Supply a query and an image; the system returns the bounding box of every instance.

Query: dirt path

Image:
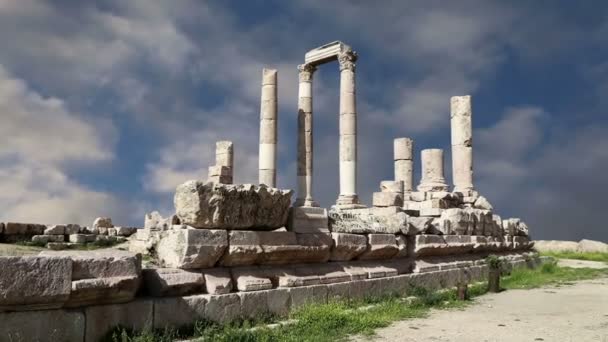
[354,273,608,341]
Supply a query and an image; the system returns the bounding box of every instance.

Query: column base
[294,198,320,207]
[417,182,449,192]
[335,194,366,209]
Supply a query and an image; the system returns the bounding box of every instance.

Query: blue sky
[1,1,607,241]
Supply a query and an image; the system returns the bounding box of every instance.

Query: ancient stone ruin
[0,41,536,341]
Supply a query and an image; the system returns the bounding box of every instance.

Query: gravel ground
[353,262,608,342]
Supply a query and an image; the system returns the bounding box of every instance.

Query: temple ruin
[0,41,536,341]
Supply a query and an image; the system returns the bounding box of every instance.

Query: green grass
[110,262,608,342]
[540,251,608,263]
[502,260,608,290]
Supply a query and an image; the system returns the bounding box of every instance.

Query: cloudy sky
[1,0,607,241]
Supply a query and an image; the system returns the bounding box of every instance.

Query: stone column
[259,68,278,187]
[295,64,317,207]
[394,137,414,192]
[336,50,361,207]
[451,95,474,193]
[208,141,233,184]
[417,149,448,192]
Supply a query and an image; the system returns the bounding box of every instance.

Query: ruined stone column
[417,149,448,192]
[394,137,414,192]
[451,95,474,193]
[295,64,318,207]
[259,68,277,187]
[336,50,361,207]
[208,140,233,184]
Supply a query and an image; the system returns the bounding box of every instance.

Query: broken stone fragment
[44,224,66,235]
[174,181,292,230]
[93,217,113,229]
[142,268,205,297]
[372,191,403,207]
[144,211,179,230]
[401,216,433,235]
[473,195,493,210]
[203,268,233,294]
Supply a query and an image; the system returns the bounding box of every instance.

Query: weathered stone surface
[258,231,330,264]
[239,290,269,319]
[157,228,227,269]
[473,195,493,210]
[205,293,242,323]
[153,295,208,330]
[65,224,81,235]
[372,191,403,207]
[0,256,72,311]
[203,268,233,294]
[232,267,273,292]
[358,234,399,260]
[69,234,96,243]
[32,234,64,244]
[437,208,469,235]
[47,242,71,250]
[93,217,113,229]
[44,224,65,235]
[142,268,205,297]
[0,309,85,342]
[395,234,410,258]
[330,232,367,261]
[401,216,434,235]
[174,181,292,230]
[289,284,328,309]
[220,230,264,266]
[380,180,404,193]
[145,211,179,230]
[419,208,443,217]
[3,222,46,241]
[68,275,140,308]
[85,300,153,342]
[329,207,407,234]
[41,250,141,280]
[288,206,329,233]
[577,239,608,253]
[294,233,332,263]
[413,235,475,256]
[533,240,578,253]
[115,226,138,236]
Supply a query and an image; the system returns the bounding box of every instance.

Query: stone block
[419,199,449,209]
[174,181,292,229]
[473,195,493,210]
[65,224,81,235]
[221,230,264,266]
[107,227,117,236]
[204,293,241,324]
[84,299,153,342]
[0,309,85,342]
[267,288,291,316]
[153,295,207,330]
[203,268,233,294]
[358,234,399,260]
[577,239,608,253]
[232,267,273,292]
[157,228,227,269]
[294,264,351,285]
[115,226,138,236]
[144,211,178,230]
[44,224,66,235]
[410,191,427,201]
[0,256,72,311]
[32,234,64,244]
[294,233,332,263]
[142,268,205,297]
[289,284,328,309]
[329,207,406,234]
[401,216,433,235]
[41,250,141,280]
[288,206,329,233]
[327,282,351,301]
[395,235,410,258]
[69,234,96,243]
[419,208,443,217]
[380,180,404,193]
[239,290,269,319]
[329,232,367,261]
[372,191,403,207]
[47,242,71,250]
[67,275,140,308]
[93,217,113,229]
[3,222,46,241]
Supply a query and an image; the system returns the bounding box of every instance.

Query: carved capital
[338,51,358,72]
[297,64,317,82]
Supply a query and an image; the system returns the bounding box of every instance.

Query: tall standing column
[417,149,448,192]
[336,50,361,207]
[394,137,414,192]
[295,64,317,207]
[451,95,474,193]
[259,68,278,187]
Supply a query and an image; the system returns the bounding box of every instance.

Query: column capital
[297,64,317,82]
[338,51,358,72]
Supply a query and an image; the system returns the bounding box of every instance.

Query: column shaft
[450,95,474,193]
[394,137,414,192]
[417,149,448,192]
[259,68,278,187]
[296,64,317,207]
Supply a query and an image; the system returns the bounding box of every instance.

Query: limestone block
[372,191,404,207]
[153,295,207,330]
[220,230,264,266]
[288,206,329,233]
[107,227,117,236]
[413,235,475,256]
[239,290,269,319]
[329,232,367,261]
[232,267,273,292]
[215,141,234,167]
[419,199,449,209]
[3,222,46,241]
[295,233,333,263]
[419,208,443,217]
[358,234,399,260]
[0,309,85,342]
[144,211,179,230]
[329,207,407,234]
[395,235,410,258]
[68,276,139,308]
[142,268,205,297]
[513,236,533,250]
[157,228,227,269]
[93,217,113,229]
[44,224,65,235]
[440,208,470,235]
[410,191,427,202]
[175,181,292,230]
[84,300,153,342]
[380,180,404,193]
[295,264,351,284]
[203,268,233,294]
[473,195,493,210]
[394,137,414,160]
[47,242,70,250]
[0,256,72,311]
[38,250,142,280]
[288,284,328,309]
[401,216,434,235]
[32,234,65,244]
[65,224,81,235]
[115,226,138,236]
[205,293,242,324]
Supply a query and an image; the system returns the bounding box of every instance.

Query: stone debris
[174,181,292,230]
